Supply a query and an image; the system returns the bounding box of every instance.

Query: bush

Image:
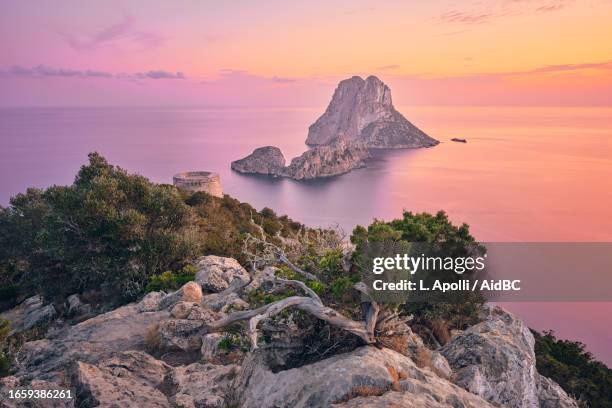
[145,265,197,293]
[534,330,612,408]
[350,211,485,344]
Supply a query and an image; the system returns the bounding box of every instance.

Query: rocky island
[231,75,439,180]
[306,75,438,149]
[231,138,369,180]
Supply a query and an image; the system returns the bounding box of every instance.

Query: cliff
[306,75,439,148]
[231,138,370,180]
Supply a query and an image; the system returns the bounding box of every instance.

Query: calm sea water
[1,106,611,364]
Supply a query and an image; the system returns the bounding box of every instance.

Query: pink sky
[1,0,611,107]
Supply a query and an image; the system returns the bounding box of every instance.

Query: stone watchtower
[173,171,223,198]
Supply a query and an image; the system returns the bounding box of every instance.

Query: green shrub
[145,264,197,293]
[534,330,612,408]
[330,276,355,301]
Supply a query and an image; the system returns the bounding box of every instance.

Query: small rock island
[231,75,438,180]
[232,139,369,180]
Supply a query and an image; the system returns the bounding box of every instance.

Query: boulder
[137,291,166,312]
[171,301,198,319]
[306,76,438,149]
[536,373,579,408]
[231,146,286,175]
[157,319,205,352]
[71,351,170,407]
[195,256,251,293]
[441,305,540,407]
[235,346,494,408]
[159,281,203,309]
[0,295,56,335]
[66,294,91,319]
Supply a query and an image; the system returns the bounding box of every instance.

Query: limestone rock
[201,291,248,313]
[66,294,92,319]
[232,138,370,181]
[157,319,205,352]
[235,346,494,408]
[71,351,170,407]
[171,301,198,319]
[306,76,438,148]
[441,305,539,407]
[281,138,370,180]
[195,256,251,293]
[536,373,579,408]
[200,333,225,362]
[137,290,166,312]
[159,281,203,309]
[430,351,452,380]
[165,362,239,408]
[0,295,56,335]
[231,146,286,175]
[14,303,169,381]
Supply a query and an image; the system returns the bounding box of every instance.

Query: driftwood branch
[276,277,322,305]
[204,296,374,350]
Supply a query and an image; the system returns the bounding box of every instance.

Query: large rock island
[232,138,369,180]
[306,75,438,148]
[231,75,438,180]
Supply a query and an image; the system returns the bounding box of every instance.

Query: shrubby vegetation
[534,330,612,408]
[351,211,485,346]
[0,152,303,308]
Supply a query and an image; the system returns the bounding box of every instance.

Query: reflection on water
[1,105,612,363]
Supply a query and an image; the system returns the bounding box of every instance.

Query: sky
[1,0,611,107]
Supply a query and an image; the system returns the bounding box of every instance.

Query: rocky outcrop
[235,346,494,408]
[1,255,578,408]
[232,138,370,180]
[195,255,251,293]
[441,305,578,408]
[306,76,438,149]
[14,303,169,382]
[166,362,239,408]
[536,373,579,408]
[72,351,171,407]
[230,146,286,176]
[0,295,56,335]
[282,138,369,180]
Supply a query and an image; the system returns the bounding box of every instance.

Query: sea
[1,105,611,364]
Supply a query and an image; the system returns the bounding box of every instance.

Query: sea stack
[230,146,286,176]
[306,75,438,148]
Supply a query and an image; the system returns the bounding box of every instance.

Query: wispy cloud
[438,0,568,26]
[376,64,400,71]
[525,60,612,74]
[271,76,297,83]
[439,10,497,25]
[2,65,184,80]
[59,15,165,51]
